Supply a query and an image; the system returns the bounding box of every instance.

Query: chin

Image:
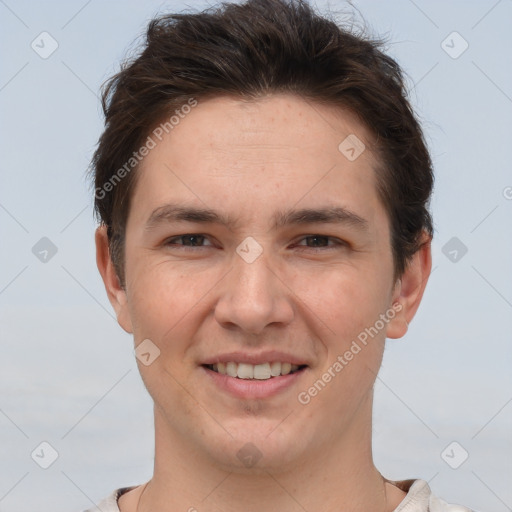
[202,419,309,474]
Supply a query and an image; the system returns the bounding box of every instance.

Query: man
[89,0,473,510]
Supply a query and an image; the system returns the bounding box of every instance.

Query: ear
[95,225,133,334]
[386,232,432,339]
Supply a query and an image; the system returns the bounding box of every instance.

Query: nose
[214,248,294,335]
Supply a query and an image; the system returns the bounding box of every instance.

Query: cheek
[125,266,205,402]
[300,261,392,396]
[125,260,201,342]
[302,263,391,338]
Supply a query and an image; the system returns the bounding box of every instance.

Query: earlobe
[386,233,432,339]
[95,225,133,334]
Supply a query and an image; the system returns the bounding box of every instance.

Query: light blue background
[1,1,511,511]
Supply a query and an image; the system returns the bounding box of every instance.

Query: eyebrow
[145,203,369,232]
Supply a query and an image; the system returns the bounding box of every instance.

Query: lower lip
[201,366,307,399]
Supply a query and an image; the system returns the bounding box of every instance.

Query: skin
[96,94,432,512]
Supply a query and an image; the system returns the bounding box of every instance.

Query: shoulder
[81,486,136,512]
[83,480,479,512]
[392,479,475,512]
[430,494,474,512]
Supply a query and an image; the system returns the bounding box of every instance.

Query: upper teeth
[211,362,300,379]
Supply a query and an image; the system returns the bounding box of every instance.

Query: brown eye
[294,235,345,250]
[165,234,213,248]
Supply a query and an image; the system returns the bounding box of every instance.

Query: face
[98,94,423,472]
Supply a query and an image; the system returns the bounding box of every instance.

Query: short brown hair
[90,0,434,286]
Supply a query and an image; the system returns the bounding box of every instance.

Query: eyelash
[163,234,347,252]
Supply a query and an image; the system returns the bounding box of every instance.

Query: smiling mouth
[203,362,307,380]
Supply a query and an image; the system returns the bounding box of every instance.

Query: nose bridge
[214,242,293,334]
[236,248,275,297]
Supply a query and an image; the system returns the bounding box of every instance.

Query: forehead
[174,94,376,166]
[128,94,386,233]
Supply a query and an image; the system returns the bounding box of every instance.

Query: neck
[131,393,405,512]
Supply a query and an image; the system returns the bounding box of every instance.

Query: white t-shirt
[82,479,475,511]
